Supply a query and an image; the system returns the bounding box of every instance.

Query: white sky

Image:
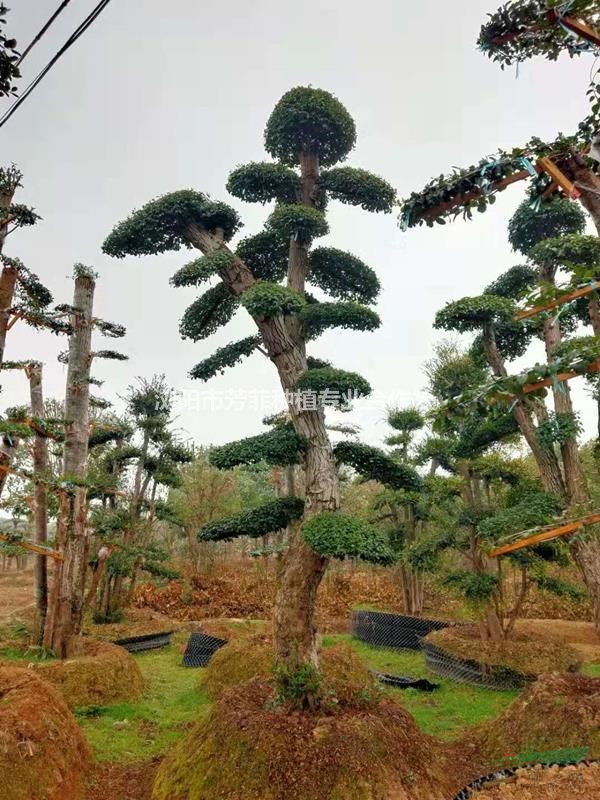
[1,0,598,448]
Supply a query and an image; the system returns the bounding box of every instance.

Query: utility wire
[0,0,113,130]
[17,0,73,66]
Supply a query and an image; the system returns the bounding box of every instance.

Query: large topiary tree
[103,87,404,685]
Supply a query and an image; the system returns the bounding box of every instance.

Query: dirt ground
[86,760,159,800]
[514,618,600,663]
[471,762,600,798]
[0,569,36,622]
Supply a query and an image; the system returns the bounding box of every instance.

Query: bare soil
[471,762,600,799]
[86,759,159,800]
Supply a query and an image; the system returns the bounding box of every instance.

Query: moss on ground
[76,635,209,762]
[323,635,518,740]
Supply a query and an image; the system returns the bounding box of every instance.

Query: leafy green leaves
[235,230,289,282]
[477,0,600,66]
[170,250,236,287]
[296,367,372,403]
[333,440,423,491]
[103,190,242,257]
[435,295,514,333]
[303,301,380,338]
[302,511,395,564]
[264,86,356,167]
[528,234,600,273]
[189,336,261,382]
[267,204,328,243]
[508,197,586,255]
[320,167,396,213]
[179,283,238,341]
[227,162,300,204]
[308,247,380,304]
[240,281,305,317]
[198,496,305,541]
[209,424,305,468]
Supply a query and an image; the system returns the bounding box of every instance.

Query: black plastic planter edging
[352,610,454,651]
[371,670,439,692]
[421,640,532,690]
[451,758,600,800]
[113,631,174,653]
[182,633,227,668]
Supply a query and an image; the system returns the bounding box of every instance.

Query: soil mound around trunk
[0,666,90,800]
[153,678,455,800]
[426,626,581,679]
[470,762,600,799]
[466,674,600,762]
[0,638,145,708]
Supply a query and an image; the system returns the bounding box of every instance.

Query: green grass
[323,634,519,740]
[583,662,600,677]
[76,635,209,762]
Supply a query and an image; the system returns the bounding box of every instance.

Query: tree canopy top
[264,86,356,167]
[477,0,600,66]
[435,295,514,333]
[102,190,242,257]
[508,196,586,255]
[528,233,600,271]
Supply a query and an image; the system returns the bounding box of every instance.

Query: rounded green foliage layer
[209,425,305,468]
[267,204,328,243]
[387,406,424,433]
[320,167,396,213]
[454,412,520,459]
[179,283,238,341]
[296,367,372,403]
[235,230,289,282]
[528,234,600,272]
[303,301,380,338]
[226,162,300,205]
[302,512,395,564]
[551,335,600,366]
[477,0,600,66]
[198,496,305,542]
[240,281,305,318]
[485,265,537,299]
[478,490,563,542]
[508,197,585,256]
[334,440,422,491]
[435,295,514,333]
[103,190,242,257]
[308,247,380,304]
[170,250,236,288]
[264,86,356,167]
[189,336,260,382]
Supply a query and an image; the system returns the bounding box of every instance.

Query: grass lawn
[323,634,519,740]
[76,632,521,762]
[76,635,209,762]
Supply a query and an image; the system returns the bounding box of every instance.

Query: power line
[17,0,73,66]
[0,0,113,130]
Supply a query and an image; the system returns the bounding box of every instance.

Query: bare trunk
[573,534,600,634]
[0,263,17,369]
[572,163,600,234]
[44,271,94,657]
[539,268,588,504]
[482,324,566,497]
[28,363,49,645]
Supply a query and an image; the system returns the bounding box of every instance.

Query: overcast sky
[1,0,598,449]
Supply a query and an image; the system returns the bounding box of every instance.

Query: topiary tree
[103,86,402,687]
[43,265,128,657]
[0,5,19,98]
[434,292,567,497]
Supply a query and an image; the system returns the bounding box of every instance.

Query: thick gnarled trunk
[44,271,94,657]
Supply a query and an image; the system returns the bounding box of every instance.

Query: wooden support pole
[559,13,600,48]
[490,512,600,558]
[514,282,599,321]
[538,157,581,200]
[520,359,600,395]
[0,532,63,561]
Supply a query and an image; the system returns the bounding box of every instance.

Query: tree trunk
[482,324,566,497]
[28,362,49,645]
[0,263,17,369]
[571,162,600,233]
[44,270,94,657]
